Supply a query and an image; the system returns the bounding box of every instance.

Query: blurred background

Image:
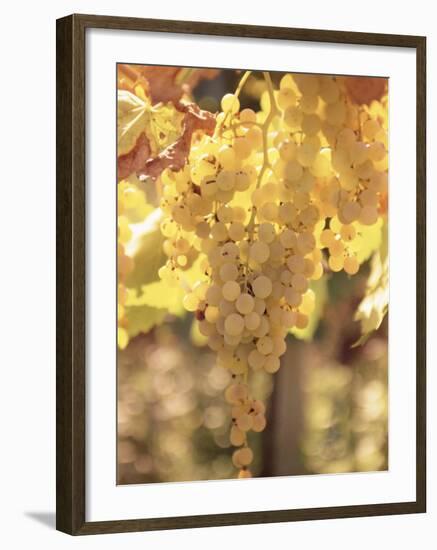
[118,264,388,484]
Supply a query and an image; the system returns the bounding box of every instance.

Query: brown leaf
[118,65,219,105]
[138,103,216,179]
[344,77,387,106]
[118,133,151,181]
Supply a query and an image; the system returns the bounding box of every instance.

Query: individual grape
[222,281,241,301]
[224,313,245,336]
[264,354,280,373]
[234,137,252,160]
[245,312,261,331]
[294,73,319,95]
[232,447,253,467]
[282,309,297,327]
[311,152,331,178]
[221,93,240,114]
[257,336,274,355]
[359,189,378,207]
[252,414,267,432]
[362,119,381,140]
[258,223,276,243]
[236,293,255,314]
[295,312,309,329]
[287,254,305,273]
[279,140,297,161]
[216,170,235,191]
[235,171,251,192]
[240,108,257,123]
[183,292,199,312]
[277,87,297,110]
[252,276,273,299]
[302,113,321,136]
[248,349,266,369]
[329,239,345,257]
[344,255,359,275]
[300,94,319,114]
[211,221,228,242]
[259,202,279,222]
[218,145,237,170]
[195,221,210,239]
[225,383,248,404]
[291,273,308,293]
[246,126,263,149]
[340,224,356,242]
[339,201,361,224]
[220,262,239,282]
[272,337,287,357]
[320,229,336,247]
[284,106,303,129]
[206,284,222,306]
[319,77,340,103]
[284,159,303,182]
[349,141,369,165]
[284,287,302,307]
[250,241,270,263]
[359,205,379,225]
[230,426,246,446]
[328,255,344,272]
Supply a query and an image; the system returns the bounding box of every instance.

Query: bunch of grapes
[158,71,387,477]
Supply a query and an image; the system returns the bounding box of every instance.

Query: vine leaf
[127,281,185,317]
[123,304,167,342]
[117,90,184,180]
[137,103,216,179]
[349,218,383,265]
[353,221,388,346]
[118,91,154,157]
[125,209,166,290]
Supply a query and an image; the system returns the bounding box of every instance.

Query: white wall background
[1,0,434,547]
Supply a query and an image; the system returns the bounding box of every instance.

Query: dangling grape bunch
[158,71,388,478]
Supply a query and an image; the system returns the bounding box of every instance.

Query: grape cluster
[158,71,387,477]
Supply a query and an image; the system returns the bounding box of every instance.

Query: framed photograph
[56,14,426,535]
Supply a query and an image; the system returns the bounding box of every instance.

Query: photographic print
[117,65,389,484]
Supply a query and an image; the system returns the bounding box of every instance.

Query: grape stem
[246,72,279,234]
[214,70,252,138]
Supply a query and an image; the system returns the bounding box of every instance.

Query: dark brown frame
[56,13,427,535]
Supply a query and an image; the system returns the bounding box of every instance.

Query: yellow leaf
[349,218,383,264]
[125,304,167,340]
[125,209,166,289]
[353,221,388,346]
[117,90,184,157]
[129,281,185,317]
[118,90,154,156]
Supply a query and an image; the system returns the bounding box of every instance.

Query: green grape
[222,281,241,302]
[152,70,387,479]
[221,93,240,114]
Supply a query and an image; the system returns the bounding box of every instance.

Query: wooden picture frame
[56,13,426,535]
